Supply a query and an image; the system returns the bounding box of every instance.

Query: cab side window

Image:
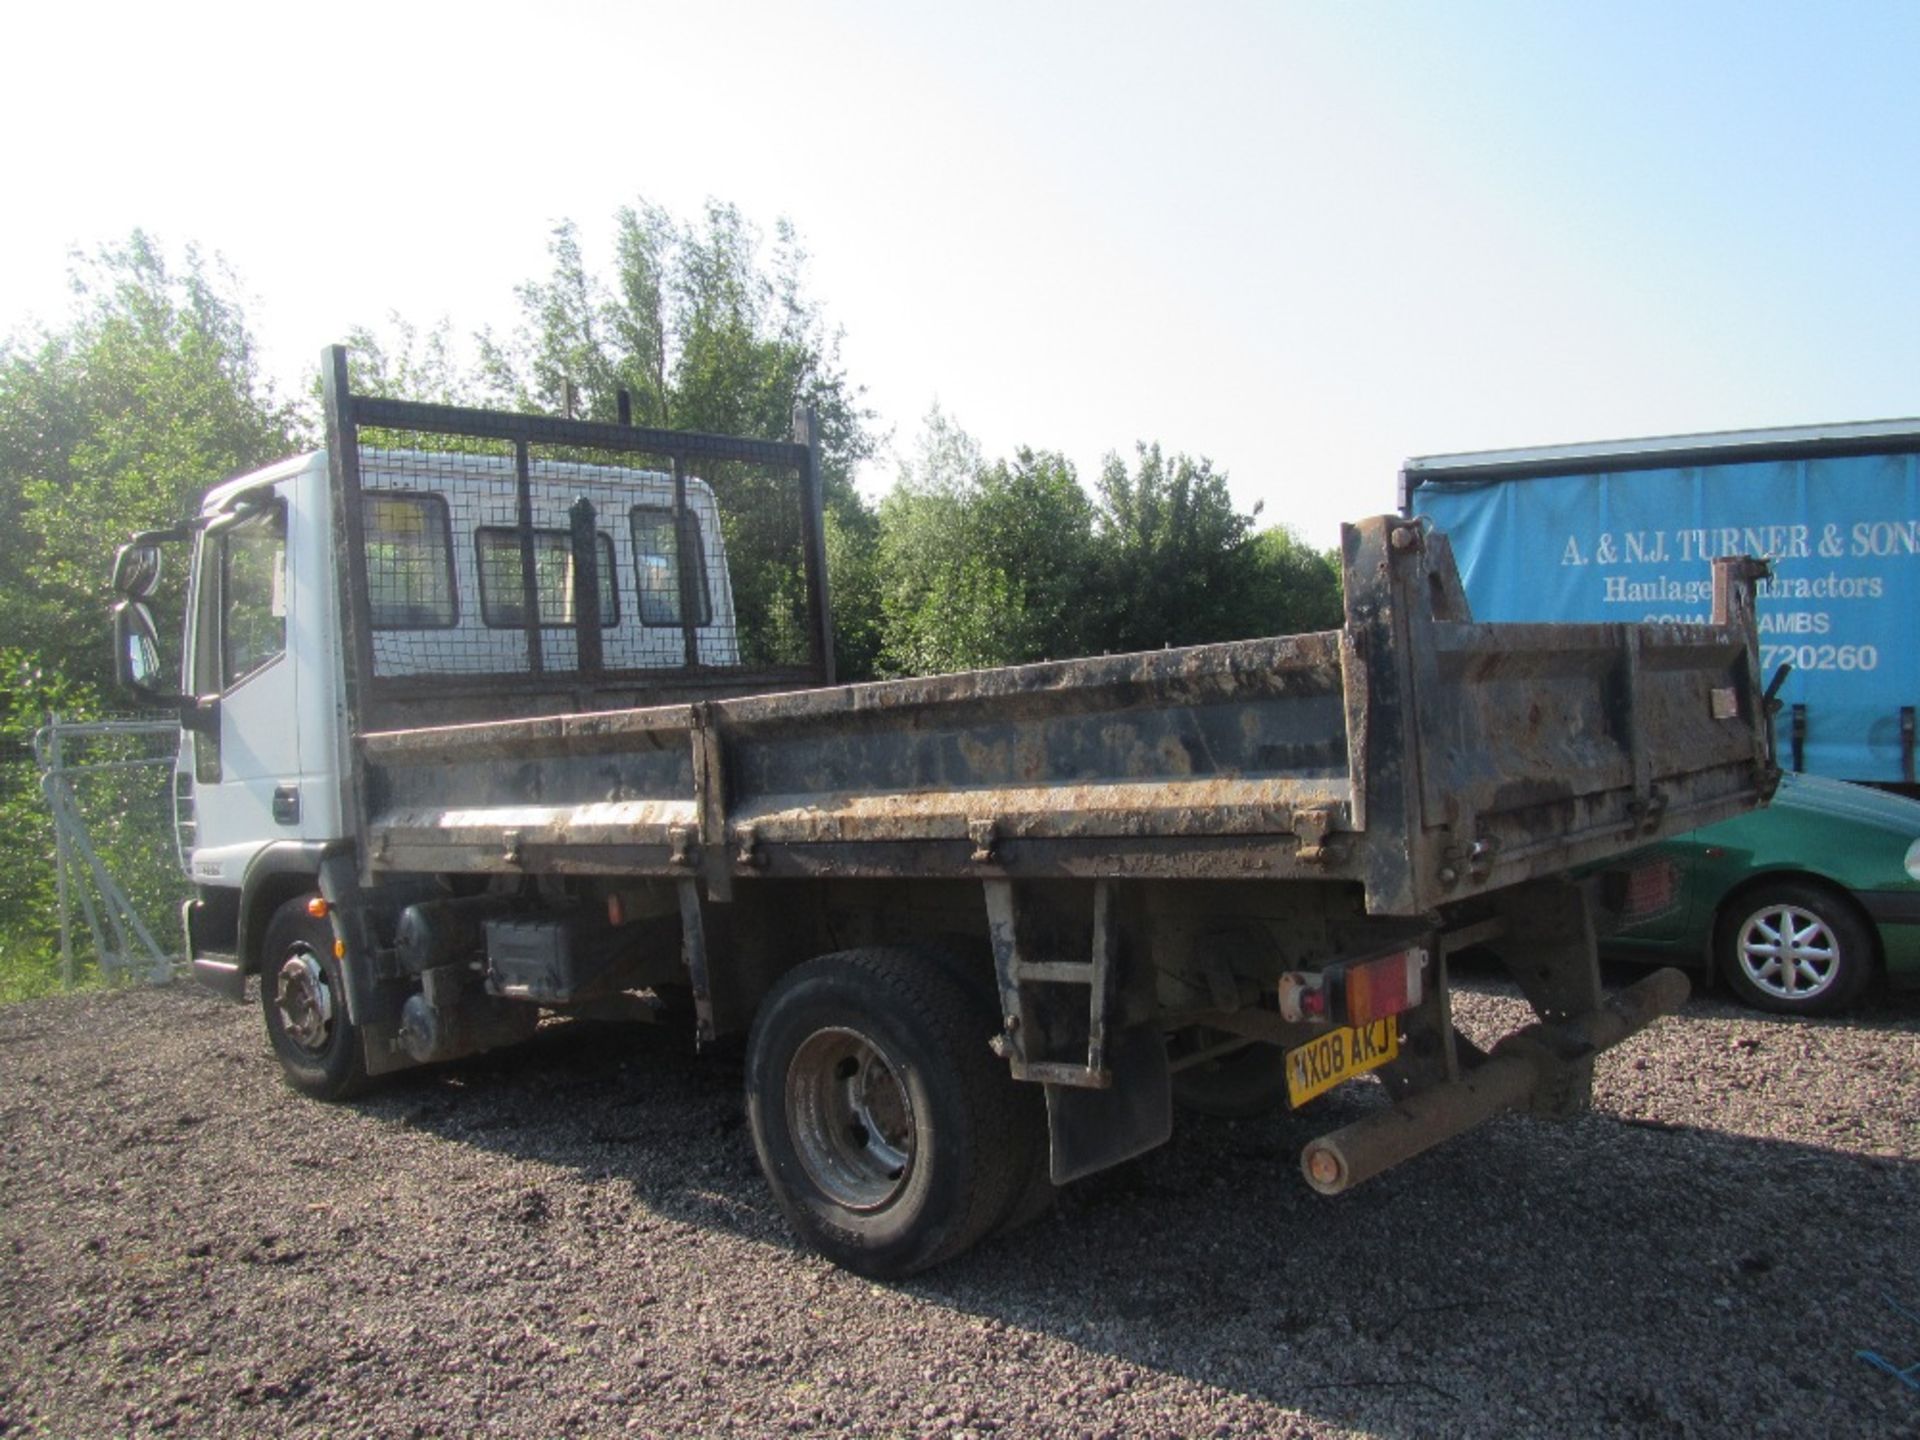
[474,528,620,628]
[631,506,712,626]
[193,501,287,695]
[363,492,457,628]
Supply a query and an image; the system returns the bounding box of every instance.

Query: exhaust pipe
[1300,966,1691,1196]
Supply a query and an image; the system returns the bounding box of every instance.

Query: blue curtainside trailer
[1403,419,1920,788]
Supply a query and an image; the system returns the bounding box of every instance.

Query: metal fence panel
[32,716,185,985]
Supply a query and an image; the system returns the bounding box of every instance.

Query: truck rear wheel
[260,895,370,1100]
[745,948,1032,1277]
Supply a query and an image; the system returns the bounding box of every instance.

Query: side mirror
[112,600,216,733]
[112,541,164,598]
[113,599,163,692]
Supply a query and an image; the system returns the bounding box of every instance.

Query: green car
[1601,774,1920,1015]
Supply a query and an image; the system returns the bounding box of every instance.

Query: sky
[5,1,1919,549]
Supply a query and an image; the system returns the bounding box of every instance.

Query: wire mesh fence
[28,716,186,986]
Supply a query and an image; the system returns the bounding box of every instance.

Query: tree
[338,314,478,405]
[824,505,885,682]
[460,201,879,671]
[873,411,995,676]
[873,412,1098,676]
[1087,443,1263,653]
[972,447,1100,660]
[0,651,99,999]
[1243,524,1344,637]
[0,232,304,695]
[868,420,1330,676]
[471,202,874,498]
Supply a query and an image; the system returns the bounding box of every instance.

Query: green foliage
[1088,443,1263,653]
[824,505,885,683]
[471,202,875,502]
[406,200,883,675]
[0,653,96,1000]
[0,233,305,694]
[339,315,479,405]
[874,413,996,676]
[1245,523,1345,636]
[868,415,1340,677]
[874,411,1101,676]
[972,448,1101,660]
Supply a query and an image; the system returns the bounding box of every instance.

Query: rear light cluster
[1279,947,1427,1027]
[1343,947,1426,1025]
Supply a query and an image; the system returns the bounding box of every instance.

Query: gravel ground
[1,973,1916,1439]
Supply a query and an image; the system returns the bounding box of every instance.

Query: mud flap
[1044,1026,1173,1184]
[316,851,411,1077]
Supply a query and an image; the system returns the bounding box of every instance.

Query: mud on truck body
[109,348,1777,1276]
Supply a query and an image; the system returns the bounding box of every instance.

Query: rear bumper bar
[1301,966,1691,1196]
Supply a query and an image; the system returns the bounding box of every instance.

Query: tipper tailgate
[1341,519,1773,915]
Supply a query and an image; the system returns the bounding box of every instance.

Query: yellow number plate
[1286,1019,1399,1108]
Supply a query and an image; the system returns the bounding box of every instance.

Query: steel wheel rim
[274,949,335,1053]
[1735,903,1840,1001]
[786,1026,916,1211]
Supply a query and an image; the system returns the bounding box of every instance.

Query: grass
[0,925,84,1004]
[0,912,177,1004]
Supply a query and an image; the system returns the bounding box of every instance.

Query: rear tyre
[745,948,1028,1277]
[260,895,370,1099]
[1714,880,1875,1016]
[999,1140,1058,1235]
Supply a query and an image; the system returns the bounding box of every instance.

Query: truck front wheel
[260,895,370,1100]
[745,948,1031,1277]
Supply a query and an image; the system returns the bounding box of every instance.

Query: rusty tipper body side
[123,348,1775,1276]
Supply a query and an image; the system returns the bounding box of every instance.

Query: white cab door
[182,489,302,885]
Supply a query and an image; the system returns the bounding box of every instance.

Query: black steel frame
[321,344,833,738]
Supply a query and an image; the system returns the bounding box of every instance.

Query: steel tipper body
[113,348,1776,1277]
[358,524,1771,919]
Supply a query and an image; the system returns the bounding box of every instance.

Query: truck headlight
[1907,838,1920,882]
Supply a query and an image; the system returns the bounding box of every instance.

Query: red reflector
[1343,948,1425,1025]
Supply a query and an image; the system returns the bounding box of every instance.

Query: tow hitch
[1300,966,1690,1195]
